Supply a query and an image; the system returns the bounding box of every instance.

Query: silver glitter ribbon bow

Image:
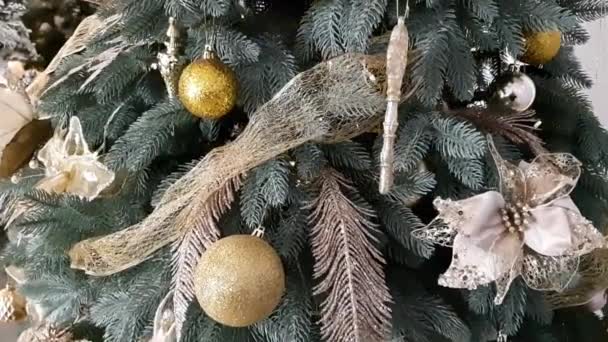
[413,139,605,304]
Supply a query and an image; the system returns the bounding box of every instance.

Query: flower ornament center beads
[413,138,605,305]
[501,201,531,234]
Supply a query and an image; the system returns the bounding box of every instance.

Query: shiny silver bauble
[489,72,536,113]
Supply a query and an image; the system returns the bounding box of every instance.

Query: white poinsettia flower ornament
[413,138,606,304]
[35,116,114,200]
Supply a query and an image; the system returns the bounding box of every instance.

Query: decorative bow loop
[36,117,114,200]
[523,197,577,256]
[413,138,604,304]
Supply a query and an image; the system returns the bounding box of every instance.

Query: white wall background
[578,18,608,127]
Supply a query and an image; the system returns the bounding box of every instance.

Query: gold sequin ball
[521,30,561,65]
[194,235,285,327]
[177,51,238,120]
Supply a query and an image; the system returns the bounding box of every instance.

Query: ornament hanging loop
[252,226,266,238]
[203,44,215,60]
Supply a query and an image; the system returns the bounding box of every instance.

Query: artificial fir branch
[307,168,391,342]
[171,175,242,340]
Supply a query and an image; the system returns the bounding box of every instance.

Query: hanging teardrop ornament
[154,17,186,99]
[379,14,409,194]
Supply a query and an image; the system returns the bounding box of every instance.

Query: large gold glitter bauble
[177,48,238,120]
[194,234,285,327]
[0,285,27,322]
[521,30,561,65]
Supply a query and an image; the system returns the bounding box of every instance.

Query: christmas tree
[2,0,608,341]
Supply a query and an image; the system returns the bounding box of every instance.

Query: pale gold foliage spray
[308,168,391,342]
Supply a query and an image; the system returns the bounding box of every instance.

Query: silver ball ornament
[490,72,536,113]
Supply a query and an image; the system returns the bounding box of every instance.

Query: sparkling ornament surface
[0,286,27,322]
[178,49,238,120]
[490,72,536,113]
[521,31,561,65]
[194,234,285,327]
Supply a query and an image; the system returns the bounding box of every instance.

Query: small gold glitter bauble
[194,234,285,327]
[520,30,561,65]
[0,285,27,322]
[178,47,238,120]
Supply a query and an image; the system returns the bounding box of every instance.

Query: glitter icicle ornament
[520,30,561,65]
[0,284,27,322]
[178,45,238,120]
[379,15,410,194]
[194,234,285,327]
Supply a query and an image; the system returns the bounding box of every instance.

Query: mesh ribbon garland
[413,138,606,304]
[545,246,608,313]
[69,53,389,276]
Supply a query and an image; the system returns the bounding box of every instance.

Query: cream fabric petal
[455,191,505,237]
[524,197,577,256]
[438,233,498,290]
[411,192,505,247]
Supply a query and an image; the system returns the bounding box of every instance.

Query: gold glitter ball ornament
[0,285,27,322]
[194,234,285,327]
[521,30,561,65]
[177,47,238,120]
